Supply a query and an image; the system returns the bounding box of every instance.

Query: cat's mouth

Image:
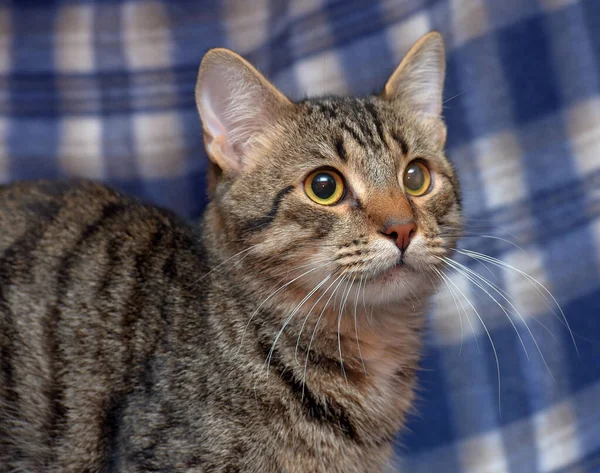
[368,256,415,284]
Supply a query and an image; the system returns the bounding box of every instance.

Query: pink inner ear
[201,88,228,141]
[198,64,250,173]
[200,67,235,142]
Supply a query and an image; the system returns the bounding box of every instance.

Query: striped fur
[0,33,461,472]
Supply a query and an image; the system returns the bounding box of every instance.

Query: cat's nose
[381,221,416,252]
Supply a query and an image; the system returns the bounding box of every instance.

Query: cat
[0,32,461,473]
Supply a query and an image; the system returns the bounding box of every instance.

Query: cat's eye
[304,169,345,205]
[403,161,431,196]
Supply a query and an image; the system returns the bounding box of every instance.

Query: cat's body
[0,33,461,472]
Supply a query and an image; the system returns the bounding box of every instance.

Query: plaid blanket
[1,1,599,471]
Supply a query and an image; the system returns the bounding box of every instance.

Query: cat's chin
[362,261,432,306]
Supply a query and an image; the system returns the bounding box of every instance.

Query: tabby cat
[0,32,461,472]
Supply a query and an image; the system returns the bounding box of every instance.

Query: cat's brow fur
[0,33,461,472]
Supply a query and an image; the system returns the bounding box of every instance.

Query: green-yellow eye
[304,169,345,205]
[403,161,431,196]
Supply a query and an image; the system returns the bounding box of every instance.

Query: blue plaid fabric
[1,1,599,471]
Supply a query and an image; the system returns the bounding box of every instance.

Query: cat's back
[0,179,196,265]
[0,180,206,472]
[0,180,195,282]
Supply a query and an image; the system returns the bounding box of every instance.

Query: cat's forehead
[291,95,440,186]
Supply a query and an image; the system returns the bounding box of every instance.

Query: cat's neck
[272,286,427,383]
[197,226,434,451]
[202,214,433,387]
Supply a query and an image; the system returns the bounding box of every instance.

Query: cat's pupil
[405,165,424,190]
[311,173,337,199]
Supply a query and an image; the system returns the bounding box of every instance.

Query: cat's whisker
[441,256,532,363]
[453,248,556,316]
[265,271,333,377]
[302,272,348,400]
[361,274,370,328]
[238,262,334,354]
[408,286,421,310]
[442,90,468,105]
[430,268,466,355]
[441,255,559,382]
[294,270,342,364]
[455,249,578,357]
[353,275,367,376]
[268,257,333,281]
[434,261,502,414]
[450,252,560,343]
[440,231,526,252]
[337,276,354,383]
[187,245,259,287]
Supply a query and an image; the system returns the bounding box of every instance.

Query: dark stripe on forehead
[335,137,347,162]
[243,185,295,234]
[347,100,376,147]
[340,122,367,148]
[392,133,409,156]
[364,102,388,149]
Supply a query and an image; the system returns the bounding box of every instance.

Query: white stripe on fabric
[133,111,185,179]
[460,431,509,473]
[444,383,600,473]
[294,51,347,96]
[538,0,579,12]
[460,430,510,473]
[59,117,104,179]
[55,4,95,73]
[0,6,12,74]
[450,0,490,47]
[385,11,432,66]
[474,130,527,208]
[534,392,581,471]
[289,0,323,18]
[567,97,600,175]
[431,269,483,345]
[501,247,551,325]
[224,0,269,55]
[122,0,173,69]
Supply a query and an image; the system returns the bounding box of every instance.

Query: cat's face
[196,33,461,306]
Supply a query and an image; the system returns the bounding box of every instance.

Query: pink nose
[381,221,416,251]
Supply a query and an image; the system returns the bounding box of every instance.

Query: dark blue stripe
[497,16,561,124]
[583,0,600,77]
[400,340,456,452]
[325,0,396,96]
[7,4,60,179]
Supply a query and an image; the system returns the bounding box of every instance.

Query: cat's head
[195,32,461,306]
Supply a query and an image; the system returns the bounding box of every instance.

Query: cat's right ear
[195,49,292,176]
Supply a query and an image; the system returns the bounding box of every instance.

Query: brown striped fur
[0,33,461,472]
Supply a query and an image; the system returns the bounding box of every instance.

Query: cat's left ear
[382,32,446,145]
[195,48,292,176]
[383,32,445,115]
